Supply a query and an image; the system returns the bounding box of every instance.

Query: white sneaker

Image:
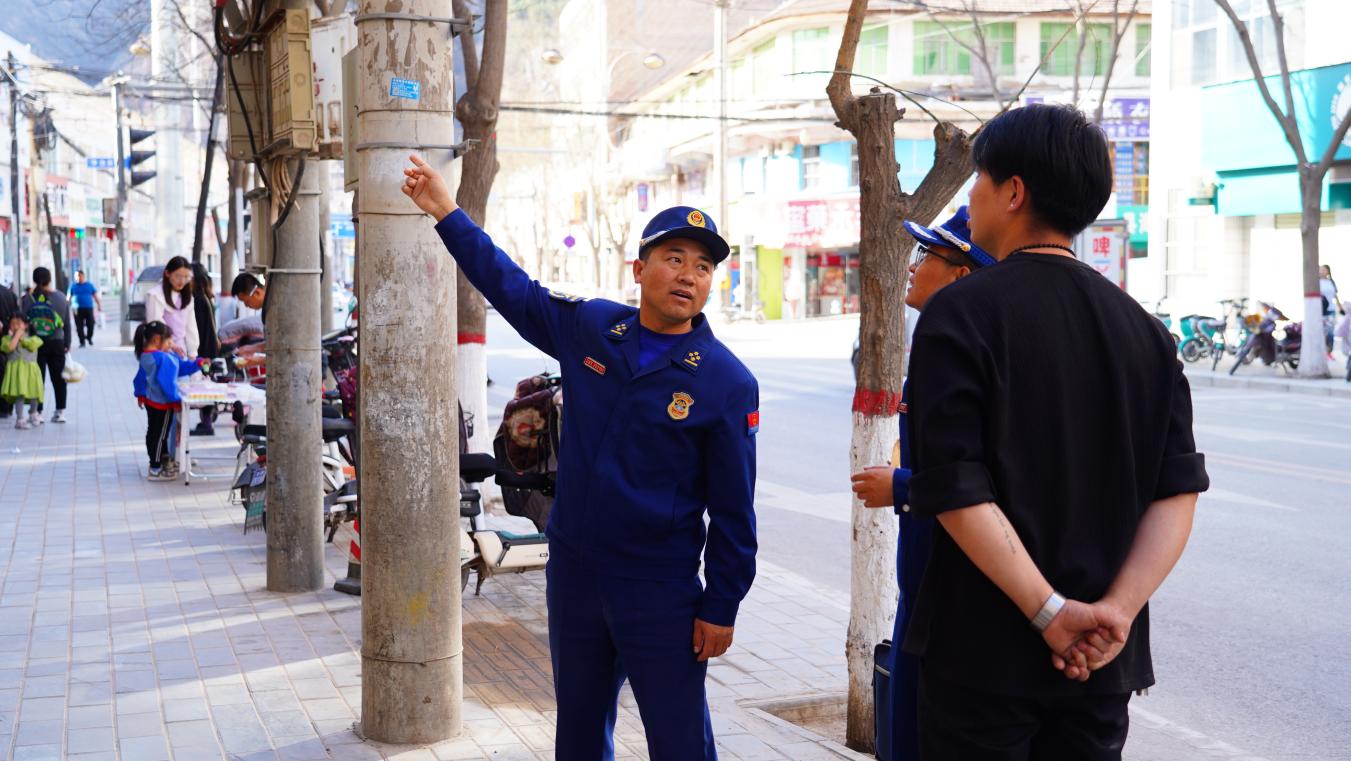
[14,419,30,430]
[28,412,41,426]
[51,410,66,424]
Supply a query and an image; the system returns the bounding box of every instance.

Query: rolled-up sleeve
[906,300,997,518]
[1154,360,1209,499]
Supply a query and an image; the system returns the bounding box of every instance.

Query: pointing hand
[401,154,458,220]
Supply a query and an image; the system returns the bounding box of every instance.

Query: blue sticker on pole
[389,77,421,101]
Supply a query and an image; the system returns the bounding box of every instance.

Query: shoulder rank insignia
[609,321,630,336]
[546,289,586,303]
[683,351,703,368]
[668,392,694,421]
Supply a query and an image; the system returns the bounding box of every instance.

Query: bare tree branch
[826,0,870,132]
[1093,0,1140,124]
[923,0,1007,110]
[452,0,482,90]
[1213,0,1307,164]
[1005,1,1100,115]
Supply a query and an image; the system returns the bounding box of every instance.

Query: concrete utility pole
[355,0,462,743]
[713,0,734,310]
[265,157,325,592]
[7,52,21,291]
[319,162,334,333]
[113,81,132,345]
[151,0,185,260]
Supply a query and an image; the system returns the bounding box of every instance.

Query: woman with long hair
[144,256,199,359]
[190,263,220,435]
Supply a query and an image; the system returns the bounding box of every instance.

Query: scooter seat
[1200,319,1226,331]
[461,453,497,484]
[322,417,355,443]
[499,531,547,543]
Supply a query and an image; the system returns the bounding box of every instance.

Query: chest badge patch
[583,356,606,376]
[668,392,695,421]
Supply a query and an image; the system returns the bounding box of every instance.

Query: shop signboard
[786,197,860,249]
[1076,219,1127,290]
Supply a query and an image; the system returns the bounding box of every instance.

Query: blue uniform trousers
[546,545,717,761]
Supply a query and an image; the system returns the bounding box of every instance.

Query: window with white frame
[801,144,821,190]
[1170,0,1303,88]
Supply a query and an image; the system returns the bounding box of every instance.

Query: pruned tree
[827,0,978,750]
[451,0,508,457]
[1215,0,1351,378]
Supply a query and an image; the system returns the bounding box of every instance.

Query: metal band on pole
[353,13,471,34]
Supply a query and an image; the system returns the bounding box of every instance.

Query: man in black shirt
[904,104,1209,760]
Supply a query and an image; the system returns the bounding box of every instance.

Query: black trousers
[918,667,1132,761]
[146,406,176,468]
[35,341,67,412]
[75,307,96,344]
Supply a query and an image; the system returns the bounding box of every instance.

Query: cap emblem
[687,210,706,228]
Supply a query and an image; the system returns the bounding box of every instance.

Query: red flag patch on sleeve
[746,410,759,436]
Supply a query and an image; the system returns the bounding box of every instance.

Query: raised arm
[403,154,580,359]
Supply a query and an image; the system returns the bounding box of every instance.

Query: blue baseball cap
[903,206,995,268]
[638,206,731,264]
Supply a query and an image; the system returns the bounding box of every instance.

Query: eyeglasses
[915,244,968,268]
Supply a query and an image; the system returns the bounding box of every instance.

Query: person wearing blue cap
[402,155,757,761]
[849,206,992,761]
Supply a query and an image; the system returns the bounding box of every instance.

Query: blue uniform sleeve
[433,209,580,360]
[178,359,203,377]
[133,366,147,398]
[698,376,759,627]
[156,355,183,405]
[891,467,912,515]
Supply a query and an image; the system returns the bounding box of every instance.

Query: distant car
[126,265,164,323]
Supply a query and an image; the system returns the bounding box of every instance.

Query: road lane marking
[1128,704,1271,761]
[1200,488,1299,512]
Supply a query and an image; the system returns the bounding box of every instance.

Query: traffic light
[128,128,156,187]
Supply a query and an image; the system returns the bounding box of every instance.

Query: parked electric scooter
[458,373,559,594]
[1229,301,1301,375]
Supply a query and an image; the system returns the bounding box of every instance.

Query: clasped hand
[1041,598,1132,682]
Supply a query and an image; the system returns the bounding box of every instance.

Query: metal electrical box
[225,51,266,160]
[311,14,356,160]
[263,9,317,155]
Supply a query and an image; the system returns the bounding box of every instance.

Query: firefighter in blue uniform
[849,207,993,761]
[402,156,758,761]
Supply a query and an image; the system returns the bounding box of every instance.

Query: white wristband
[1030,591,1066,632]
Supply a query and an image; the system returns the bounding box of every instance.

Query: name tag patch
[583,356,606,376]
[746,410,759,436]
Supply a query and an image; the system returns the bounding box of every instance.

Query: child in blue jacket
[133,320,205,481]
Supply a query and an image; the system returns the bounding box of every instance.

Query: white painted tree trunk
[846,410,899,740]
[1298,295,1330,378]
[457,340,499,507]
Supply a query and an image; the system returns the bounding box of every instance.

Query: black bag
[874,640,893,760]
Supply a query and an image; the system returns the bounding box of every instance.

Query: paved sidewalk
[1183,359,1351,398]
[0,344,865,761]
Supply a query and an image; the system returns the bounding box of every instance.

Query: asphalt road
[482,309,1350,761]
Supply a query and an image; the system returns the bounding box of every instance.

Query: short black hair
[971,104,1112,237]
[231,272,262,298]
[32,267,51,288]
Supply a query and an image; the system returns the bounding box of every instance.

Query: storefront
[784,197,861,318]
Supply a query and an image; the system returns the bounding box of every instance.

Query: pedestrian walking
[902,104,1209,761]
[190,263,219,436]
[69,270,102,347]
[144,256,199,359]
[1,316,44,429]
[20,267,72,423]
[848,206,995,761]
[1320,264,1342,355]
[132,320,205,481]
[0,284,20,419]
[403,154,758,761]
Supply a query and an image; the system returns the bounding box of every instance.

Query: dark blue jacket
[133,350,202,408]
[435,210,759,626]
